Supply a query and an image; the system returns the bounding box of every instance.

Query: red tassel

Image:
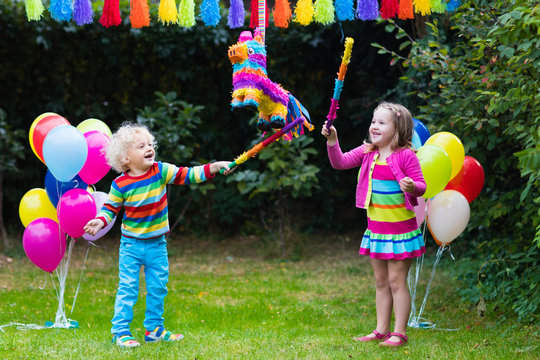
[99,0,122,27]
[130,0,150,28]
[273,0,292,28]
[250,0,269,28]
[380,0,398,19]
[398,0,413,19]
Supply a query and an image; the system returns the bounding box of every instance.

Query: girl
[84,122,233,347]
[321,102,426,348]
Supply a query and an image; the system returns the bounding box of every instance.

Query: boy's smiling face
[124,130,155,176]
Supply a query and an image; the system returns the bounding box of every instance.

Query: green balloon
[76,118,112,138]
[417,144,452,199]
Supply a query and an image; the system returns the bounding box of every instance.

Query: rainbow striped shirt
[97,161,213,239]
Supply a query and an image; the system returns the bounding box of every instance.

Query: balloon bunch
[412,119,485,246]
[20,113,116,273]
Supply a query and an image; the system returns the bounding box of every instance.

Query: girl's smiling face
[369,108,396,150]
[124,130,155,175]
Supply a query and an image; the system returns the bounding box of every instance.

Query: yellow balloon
[76,118,112,138]
[425,132,465,180]
[19,188,58,227]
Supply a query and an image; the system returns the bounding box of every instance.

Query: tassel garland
[250,0,269,28]
[398,0,414,19]
[335,0,354,21]
[413,0,431,15]
[130,0,150,28]
[24,0,45,21]
[314,0,335,25]
[227,0,245,28]
[99,0,121,27]
[158,0,178,24]
[273,0,292,28]
[380,0,398,19]
[356,0,378,20]
[200,0,221,26]
[294,0,314,25]
[49,0,72,21]
[73,0,94,25]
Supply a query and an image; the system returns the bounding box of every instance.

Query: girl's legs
[361,258,392,339]
[387,258,413,340]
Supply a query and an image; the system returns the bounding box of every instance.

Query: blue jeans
[111,235,169,335]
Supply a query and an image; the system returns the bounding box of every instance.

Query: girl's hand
[211,161,234,175]
[399,177,416,194]
[321,121,338,146]
[84,219,105,236]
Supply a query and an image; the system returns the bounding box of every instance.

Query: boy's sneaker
[145,325,184,342]
[112,333,141,348]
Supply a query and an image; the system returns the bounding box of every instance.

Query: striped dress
[359,157,425,259]
[97,161,213,240]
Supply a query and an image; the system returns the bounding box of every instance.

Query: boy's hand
[399,177,416,194]
[211,161,235,175]
[321,121,338,146]
[84,219,105,236]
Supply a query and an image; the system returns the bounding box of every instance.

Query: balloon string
[39,272,48,290]
[70,242,91,315]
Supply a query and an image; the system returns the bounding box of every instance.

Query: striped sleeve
[161,162,214,185]
[96,182,123,226]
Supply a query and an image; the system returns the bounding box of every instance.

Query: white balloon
[427,190,470,245]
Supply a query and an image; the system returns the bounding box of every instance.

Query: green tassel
[314,0,334,25]
[178,0,196,27]
[25,0,45,21]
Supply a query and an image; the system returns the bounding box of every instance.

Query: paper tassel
[335,0,354,21]
[178,0,196,27]
[430,0,446,13]
[273,0,292,28]
[294,0,313,25]
[356,0,378,20]
[73,0,94,24]
[380,0,398,19]
[49,0,72,21]
[159,0,178,24]
[446,0,461,11]
[228,0,245,28]
[398,0,414,19]
[130,0,150,28]
[413,0,431,15]
[200,0,221,26]
[314,0,335,24]
[250,0,268,28]
[25,0,45,21]
[99,0,121,27]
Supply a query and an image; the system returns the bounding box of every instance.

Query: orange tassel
[398,0,413,19]
[273,0,292,28]
[130,0,150,28]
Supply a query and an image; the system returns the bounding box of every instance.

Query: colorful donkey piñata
[228,29,313,139]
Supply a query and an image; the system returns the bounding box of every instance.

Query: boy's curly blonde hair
[106,122,156,173]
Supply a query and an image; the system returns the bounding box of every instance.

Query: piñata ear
[253,28,264,44]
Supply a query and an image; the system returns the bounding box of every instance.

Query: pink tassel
[380,0,398,19]
[99,0,122,27]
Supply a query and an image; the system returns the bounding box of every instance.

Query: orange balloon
[29,113,70,163]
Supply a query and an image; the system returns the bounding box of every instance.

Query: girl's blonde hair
[364,101,414,152]
[106,122,156,173]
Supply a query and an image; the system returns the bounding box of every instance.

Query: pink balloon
[82,191,117,241]
[78,130,111,185]
[414,197,427,227]
[57,189,96,238]
[23,218,66,273]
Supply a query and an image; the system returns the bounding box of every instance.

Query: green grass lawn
[0,235,538,359]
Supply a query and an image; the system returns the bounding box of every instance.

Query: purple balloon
[82,191,117,241]
[23,218,66,273]
[57,189,96,238]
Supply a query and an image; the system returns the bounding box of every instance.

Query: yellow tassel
[413,0,431,15]
[294,0,314,26]
[159,0,178,24]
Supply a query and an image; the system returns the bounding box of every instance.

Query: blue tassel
[200,0,221,26]
[335,0,354,21]
[49,0,72,21]
[446,0,461,11]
